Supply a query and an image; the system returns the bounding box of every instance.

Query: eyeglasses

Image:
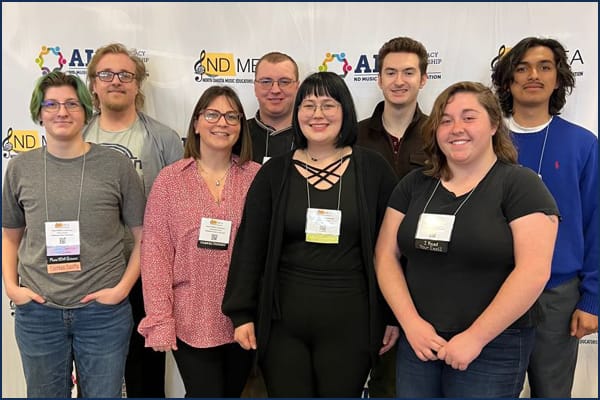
[95,70,136,83]
[255,78,296,89]
[200,109,242,126]
[299,101,340,117]
[41,100,83,113]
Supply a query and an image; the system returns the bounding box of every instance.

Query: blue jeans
[15,299,132,398]
[396,327,535,398]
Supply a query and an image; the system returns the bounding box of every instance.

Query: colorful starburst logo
[318,52,353,78]
[35,45,67,75]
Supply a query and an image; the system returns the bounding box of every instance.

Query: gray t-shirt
[2,144,146,308]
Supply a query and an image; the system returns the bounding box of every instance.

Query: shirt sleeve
[137,167,177,347]
[577,140,598,315]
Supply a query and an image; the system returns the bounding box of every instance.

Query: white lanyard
[44,146,86,222]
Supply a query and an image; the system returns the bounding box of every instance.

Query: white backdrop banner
[2,2,597,398]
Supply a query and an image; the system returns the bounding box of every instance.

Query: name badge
[262,156,271,164]
[198,217,232,250]
[414,213,455,253]
[305,208,341,244]
[45,220,82,273]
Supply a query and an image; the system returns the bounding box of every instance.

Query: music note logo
[3,127,45,159]
[490,44,511,70]
[194,50,207,82]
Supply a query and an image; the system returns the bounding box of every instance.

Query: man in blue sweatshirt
[492,36,598,398]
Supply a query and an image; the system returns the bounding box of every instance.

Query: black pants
[173,339,253,398]
[262,286,371,397]
[125,279,166,397]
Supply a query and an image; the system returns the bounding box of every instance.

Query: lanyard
[44,146,86,222]
[421,179,476,216]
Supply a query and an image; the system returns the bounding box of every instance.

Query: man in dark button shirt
[357,36,430,397]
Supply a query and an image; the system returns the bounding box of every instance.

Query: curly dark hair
[491,37,574,117]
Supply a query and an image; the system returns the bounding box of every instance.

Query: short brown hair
[378,37,428,76]
[255,51,299,80]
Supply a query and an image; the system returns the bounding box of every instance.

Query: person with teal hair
[3,70,146,397]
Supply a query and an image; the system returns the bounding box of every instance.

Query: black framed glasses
[200,109,242,126]
[255,78,296,89]
[95,70,136,83]
[41,100,83,113]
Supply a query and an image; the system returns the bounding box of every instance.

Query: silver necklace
[197,160,232,186]
[305,148,338,162]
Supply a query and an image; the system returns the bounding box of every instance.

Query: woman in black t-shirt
[375,81,559,398]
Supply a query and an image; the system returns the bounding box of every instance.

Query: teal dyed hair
[29,71,94,125]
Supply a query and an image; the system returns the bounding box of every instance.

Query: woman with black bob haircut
[222,71,399,397]
[291,71,358,149]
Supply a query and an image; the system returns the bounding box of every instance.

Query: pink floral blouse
[138,156,260,348]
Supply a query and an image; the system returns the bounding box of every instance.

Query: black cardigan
[222,146,397,363]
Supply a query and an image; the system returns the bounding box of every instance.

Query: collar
[253,110,292,137]
[508,116,553,133]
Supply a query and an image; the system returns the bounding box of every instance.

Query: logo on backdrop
[34,45,94,77]
[490,44,585,78]
[34,46,150,77]
[351,49,444,83]
[193,49,257,84]
[35,46,67,74]
[3,127,46,159]
[318,52,353,78]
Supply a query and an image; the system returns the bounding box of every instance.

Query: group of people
[2,35,596,399]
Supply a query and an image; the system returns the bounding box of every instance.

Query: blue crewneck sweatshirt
[511,116,598,315]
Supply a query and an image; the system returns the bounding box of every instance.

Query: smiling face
[297,95,343,148]
[378,52,427,108]
[91,53,139,113]
[195,95,241,154]
[436,92,497,168]
[254,60,298,121]
[40,85,86,144]
[510,45,559,112]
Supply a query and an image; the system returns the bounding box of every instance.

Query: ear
[420,73,428,89]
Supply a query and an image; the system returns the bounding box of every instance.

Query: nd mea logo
[3,128,46,159]
[194,50,236,81]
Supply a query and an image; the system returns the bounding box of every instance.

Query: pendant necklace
[197,160,232,186]
[305,148,338,162]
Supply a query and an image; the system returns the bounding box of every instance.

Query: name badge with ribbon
[45,220,82,273]
[198,217,232,250]
[305,208,341,244]
[414,213,455,253]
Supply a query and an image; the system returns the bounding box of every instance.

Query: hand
[404,317,447,361]
[570,309,598,339]
[437,331,484,371]
[7,286,45,305]
[152,344,178,352]
[80,286,128,305]
[379,325,400,355]
[234,322,257,350]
